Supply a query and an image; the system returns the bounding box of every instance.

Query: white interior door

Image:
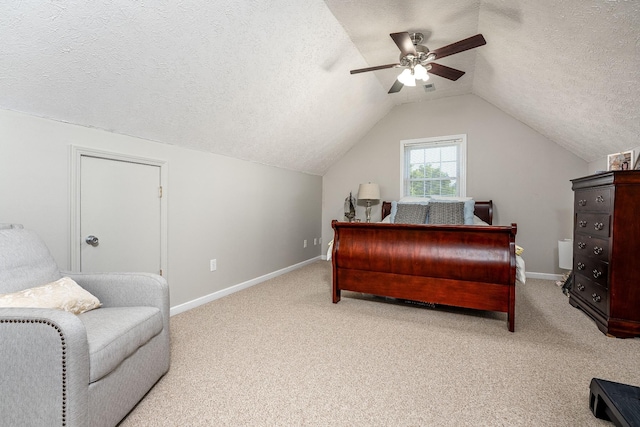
[80,155,162,274]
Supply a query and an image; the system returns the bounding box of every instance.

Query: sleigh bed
[331,200,518,331]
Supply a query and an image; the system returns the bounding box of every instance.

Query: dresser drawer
[575,213,610,238]
[574,255,608,288]
[573,274,609,316]
[574,187,612,212]
[574,236,609,263]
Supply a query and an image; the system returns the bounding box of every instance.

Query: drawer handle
[592,269,602,279]
[592,293,601,303]
[593,246,603,255]
[579,220,587,228]
[578,199,587,206]
[578,242,587,249]
[594,222,604,231]
[577,283,585,291]
[596,195,604,203]
[577,262,585,270]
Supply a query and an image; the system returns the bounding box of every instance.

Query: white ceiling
[1,1,638,175]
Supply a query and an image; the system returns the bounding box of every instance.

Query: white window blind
[401,135,467,197]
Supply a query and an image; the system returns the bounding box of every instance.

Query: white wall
[322,94,588,275]
[0,109,322,307]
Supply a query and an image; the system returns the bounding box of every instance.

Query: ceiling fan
[350,32,486,94]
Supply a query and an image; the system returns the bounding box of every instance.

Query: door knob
[85,235,99,247]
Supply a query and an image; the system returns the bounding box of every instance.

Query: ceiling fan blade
[388,80,404,94]
[431,34,486,60]
[428,63,465,81]
[350,63,401,74]
[390,32,417,57]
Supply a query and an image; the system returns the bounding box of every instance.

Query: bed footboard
[331,220,518,331]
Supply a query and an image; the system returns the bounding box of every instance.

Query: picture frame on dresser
[635,153,640,170]
[607,150,634,171]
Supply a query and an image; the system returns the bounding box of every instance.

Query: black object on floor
[590,378,640,427]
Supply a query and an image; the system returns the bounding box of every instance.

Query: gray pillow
[394,204,429,224]
[428,201,465,224]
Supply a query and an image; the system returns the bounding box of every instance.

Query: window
[400,135,466,197]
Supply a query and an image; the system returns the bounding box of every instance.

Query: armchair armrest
[64,272,168,308]
[63,272,170,329]
[0,307,90,426]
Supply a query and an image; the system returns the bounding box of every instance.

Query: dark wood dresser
[570,171,640,338]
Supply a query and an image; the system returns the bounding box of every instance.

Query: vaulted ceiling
[1,1,638,175]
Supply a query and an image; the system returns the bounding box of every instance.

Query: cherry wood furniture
[331,201,518,331]
[569,171,640,338]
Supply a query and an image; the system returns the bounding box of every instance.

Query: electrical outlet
[313,238,318,245]
[303,239,307,248]
[210,259,217,271]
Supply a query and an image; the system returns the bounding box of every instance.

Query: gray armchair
[0,224,170,427]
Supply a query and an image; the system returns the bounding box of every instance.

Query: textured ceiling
[0,0,392,175]
[1,1,639,175]
[474,0,640,161]
[326,0,640,163]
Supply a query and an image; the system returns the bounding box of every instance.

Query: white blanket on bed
[516,255,526,284]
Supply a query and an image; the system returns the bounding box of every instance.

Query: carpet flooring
[119,261,639,426]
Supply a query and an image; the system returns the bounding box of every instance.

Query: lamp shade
[358,183,380,200]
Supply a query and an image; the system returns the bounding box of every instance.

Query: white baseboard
[170,256,322,316]
[171,259,563,316]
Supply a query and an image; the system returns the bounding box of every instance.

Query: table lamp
[358,183,380,223]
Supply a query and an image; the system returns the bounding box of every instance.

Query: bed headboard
[381,200,494,225]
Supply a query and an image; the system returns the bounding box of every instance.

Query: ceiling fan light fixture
[353,32,486,94]
[414,64,429,82]
[397,68,416,86]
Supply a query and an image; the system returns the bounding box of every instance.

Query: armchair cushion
[79,307,163,383]
[0,277,102,314]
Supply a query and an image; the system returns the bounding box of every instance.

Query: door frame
[69,145,168,277]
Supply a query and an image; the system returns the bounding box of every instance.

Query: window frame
[400,134,467,198]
